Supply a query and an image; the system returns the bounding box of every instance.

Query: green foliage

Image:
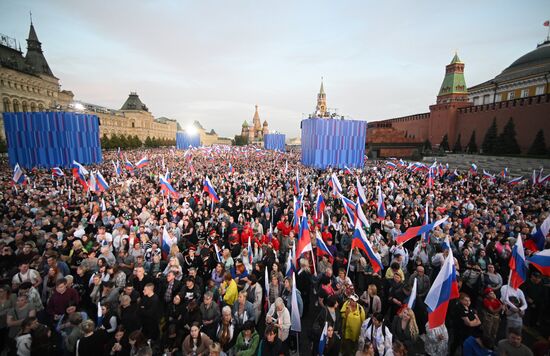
[234,135,248,146]
[481,118,498,154]
[118,134,128,148]
[144,136,153,147]
[496,118,520,154]
[452,133,462,153]
[101,134,111,149]
[439,134,449,151]
[466,130,478,153]
[528,129,547,156]
[423,139,432,151]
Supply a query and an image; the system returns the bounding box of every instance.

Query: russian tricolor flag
[316,231,333,259]
[229,163,234,174]
[341,195,358,227]
[203,176,220,202]
[426,167,434,188]
[296,215,313,264]
[508,176,523,186]
[72,161,88,189]
[135,156,149,169]
[52,167,64,177]
[160,174,179,198]
[95,171,109,192]
[396,216,449,244]
[422,203,430,242]
[527,249,550,276]
[316,191,326,221]
[12,164,27,185]
[344,166,353,175]
[408,278,417,309]
[352,222,382,273]
[483,170,496,182]
[509,234,528,289]
[161,225,175,259]
[124,159,134,171]
[329,173,342,197]
[501,167,509,178]
[356,177,367,205]
[376,186,386,220]
[425,236,459,328]
[318,322,329,356]
[525,214,550,252]
[356,198,370,230]
[386,161,397,169]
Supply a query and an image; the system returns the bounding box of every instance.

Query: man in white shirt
[500,284,528,331]
[358,313,393,356]
[95,226,113,249]
[12,262,42,289]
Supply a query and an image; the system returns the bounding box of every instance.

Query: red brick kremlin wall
[368,94,550,153]
[455,94,550,153]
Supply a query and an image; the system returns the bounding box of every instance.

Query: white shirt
[500,285,527,311]
[12,269,40,286]
[358,318,393,356]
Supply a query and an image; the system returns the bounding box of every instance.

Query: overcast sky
[1,0,548,138]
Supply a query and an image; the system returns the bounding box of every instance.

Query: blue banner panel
[301,118,367,169]
[176,132,200,149]
[4,112,102,169]
[264,133,286,152]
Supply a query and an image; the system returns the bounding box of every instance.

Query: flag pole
[310,249,317,276]
[345,248,353,278]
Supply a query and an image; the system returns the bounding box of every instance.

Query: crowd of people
[0,145,549,356]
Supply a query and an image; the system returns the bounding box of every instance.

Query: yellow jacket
[222,279,238,305]
[340,301,366,341]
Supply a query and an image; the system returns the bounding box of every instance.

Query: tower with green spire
[436,52,468,104]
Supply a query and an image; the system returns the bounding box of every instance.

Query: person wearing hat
[481,287,502,340]
[183,245,200,275]
[340,293,366,355]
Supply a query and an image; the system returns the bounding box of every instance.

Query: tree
[101,134,111,149]
[528,129,547,156]
[423,139,432,151]
[234,135,248,146]
[497,117,520,154]
[145,136,152,147]
[132,135,142,148]
[481,118,498,154]
[466,130,478,153]
[439,134,449,151]
[118,134,128,149]
[110,133,120,149]
[453,134,462,153]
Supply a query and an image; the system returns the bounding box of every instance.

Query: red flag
[544,20,550,26]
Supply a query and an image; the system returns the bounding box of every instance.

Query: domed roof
[495,40,550,82]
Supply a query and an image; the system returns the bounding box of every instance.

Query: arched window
[30,102,36,112]
[2,97,10,112]
[22,101,28,112]
[13,100,20,112]
[38,104,44,111]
